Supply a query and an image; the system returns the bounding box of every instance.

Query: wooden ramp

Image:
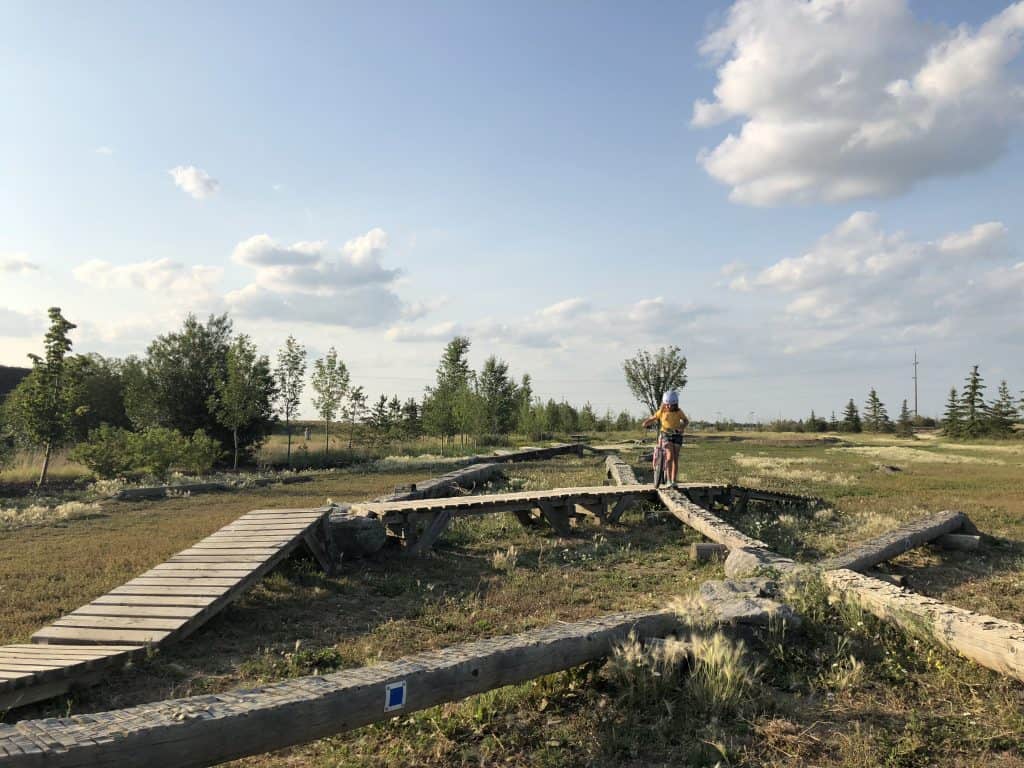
[0,507,329,712]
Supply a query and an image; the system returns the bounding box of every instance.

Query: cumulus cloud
[727,212,1021,351]
[693,0,1024,205]
[0,255,40,274]
[386,321,462,342]
[227,228,405,328]
[169,165,220,200]
[73,258,223,301]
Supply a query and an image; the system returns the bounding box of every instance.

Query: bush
[130,427,190,480]
[181,429,222,475]
[70,425,136,479]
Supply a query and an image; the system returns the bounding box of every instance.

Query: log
[818,510,968,572]
[0,611,683,768]
[689,543,728,562]
[936,533,981,551]
[604,455,639,486]
[657,488,768,552]
[327,514,387,557]
[823,569,1024,683]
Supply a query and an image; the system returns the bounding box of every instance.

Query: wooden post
[608,494,634,523]
[404,510,453,556]
[689,543,728,562]
[535,499,572,536]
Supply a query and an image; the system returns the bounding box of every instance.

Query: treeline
[0,310,638,486]
[941,365,1020,439]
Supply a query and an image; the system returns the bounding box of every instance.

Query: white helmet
[662,390,679,406]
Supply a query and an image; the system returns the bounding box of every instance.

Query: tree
[369,394,391,435]
[422,336,473,451]
[274,336,307,467]
[960,365,988,439]
[863,388,890,433]
[310,347,349,455]
[210,335,275,469]
[895,399,914,438]
[401,398,422,438]
[68,354,130,440]
[829,411,839,431]
[841,399,862,433]
[623,346,688,414]
[342,385,367,448]
[579,402,598,432]
[988,380,1018,437]
[942,387,962,438]
[4,308,78,486]
[478,356,519,435]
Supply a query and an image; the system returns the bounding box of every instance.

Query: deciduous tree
[310,347,349,455]
[274,336,307,467]
[210,335,275,469]
[623,346,688,414]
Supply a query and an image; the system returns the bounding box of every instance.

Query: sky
[2,0,1023,421]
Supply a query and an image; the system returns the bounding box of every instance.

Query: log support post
[404,510,453,556]
[608,494,634,523]
[536,500,572,536]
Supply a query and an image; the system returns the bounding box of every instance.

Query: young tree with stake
[274,336,307,467]
[310,347,349,455]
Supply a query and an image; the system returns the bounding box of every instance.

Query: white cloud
[729,212,1022,350]
[73,258,223,301]
[694,0,1024,205]
[538,297,590,318]
[227,228,404,328]
[94,146,113,156]
[0,308,44,338]
[386,321,461,342]
[0,255,40,274]
[169,165,220,200]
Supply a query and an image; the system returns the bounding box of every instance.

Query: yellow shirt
[652,406,688,432]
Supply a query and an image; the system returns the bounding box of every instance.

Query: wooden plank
[819,510,967,572]
[32,626,170,645]
[108,586,228,597]
[0,662,69,672]
[176,548,279,557]
[92,595,217,607]
[152,562,257,572]
[126,577,240,587]
[169,557,269,565]
[51,616,186,631]
[70,605,199,619]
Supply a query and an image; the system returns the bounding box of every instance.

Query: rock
[328,514,387,557]
[723,547,799,579]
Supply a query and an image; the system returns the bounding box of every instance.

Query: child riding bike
[641,390,689,487]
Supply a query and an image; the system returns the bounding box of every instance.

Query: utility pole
[913,351,919,419]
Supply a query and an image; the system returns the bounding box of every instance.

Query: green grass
[1,433,1023,766]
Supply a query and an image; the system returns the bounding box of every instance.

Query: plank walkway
[0,507,329,712]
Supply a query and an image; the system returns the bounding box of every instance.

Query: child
[641,390,689,486]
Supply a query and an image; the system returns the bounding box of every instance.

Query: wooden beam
[535,499,572,536]
[819,510,968,572]
[823,568,1024,683]
[689,543,728,562]
[936,533,981,551]
[0,611,683,767]
[607,494,634,523]
[657,488,768,551]
[404,509,453,556]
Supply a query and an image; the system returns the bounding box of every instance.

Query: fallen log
[818,509,968,572]
[823,568,1024,683]
[936,533,981,551]
[604,454,639,486]
[658,488,768,552]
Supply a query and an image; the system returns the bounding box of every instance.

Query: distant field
[1,432,1022,766]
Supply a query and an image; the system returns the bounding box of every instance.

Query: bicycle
[648,427,670,488]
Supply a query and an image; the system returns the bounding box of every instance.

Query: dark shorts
[661,431,683,446]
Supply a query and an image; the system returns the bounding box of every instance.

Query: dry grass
[831,445,1006,465]
[0,449,88,483]
[732,453,856,485]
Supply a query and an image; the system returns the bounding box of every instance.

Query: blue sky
[2,0,1023,420]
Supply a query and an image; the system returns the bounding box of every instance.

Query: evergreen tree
[895,399,914,438]
[960,365,988,439]
[828,411,839,431]
[942,387,962,438]
[209,335,275,470]
[841,399,862,433]
[274,336,307,467]
[401,398,422,438]
[3,308,79,486]
[369,394,391,434]
[310,347,349,455]
[387,396,402,429]
[579,402,598,431]
[988,380,1018,437]
[864,388,889,432]
[342,386,367,448]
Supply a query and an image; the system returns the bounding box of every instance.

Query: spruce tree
[401,398,422,438]
[895,399,914,438]
[829,411,839,431]
[864,388,889,432]
[841,399,862,433]
[988,380,1018,437]
[960,365,988,439]
[943,387,962,438]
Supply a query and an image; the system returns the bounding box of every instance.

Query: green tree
[960,365,988,439]
[828,411,839,431]
[422,336,473,452]
[579,402,598,432]
[623,346,688,414]
[942,387,963,438]
[863,388,889,432]
[310,347,350,455]
[988,380,1018,437]
[401,398,422,438]
[841,399,862,433]
[4,308,79,486]
[343,385,367,448]
[369,394,391,435]
[895,399,914,438]
[210,335,275,469]
[69,424,136,479]
[68,354,130,440]
[274,336,307,467]
[478,356,519,435]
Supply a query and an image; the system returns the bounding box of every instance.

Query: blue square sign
[385,680,406,712]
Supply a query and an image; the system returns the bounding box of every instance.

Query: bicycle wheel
[653,446,665,487]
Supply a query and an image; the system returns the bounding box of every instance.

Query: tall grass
[0,449,88,483]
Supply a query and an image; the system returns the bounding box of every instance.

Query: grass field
[1,433,1022,766]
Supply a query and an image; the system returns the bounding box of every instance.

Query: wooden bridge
[0,507,333,712]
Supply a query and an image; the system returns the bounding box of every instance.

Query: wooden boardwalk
[0,507,330,712]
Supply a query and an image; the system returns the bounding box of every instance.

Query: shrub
[181,429,223,475]
[70,425,136,479]
[130,427,190,481]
